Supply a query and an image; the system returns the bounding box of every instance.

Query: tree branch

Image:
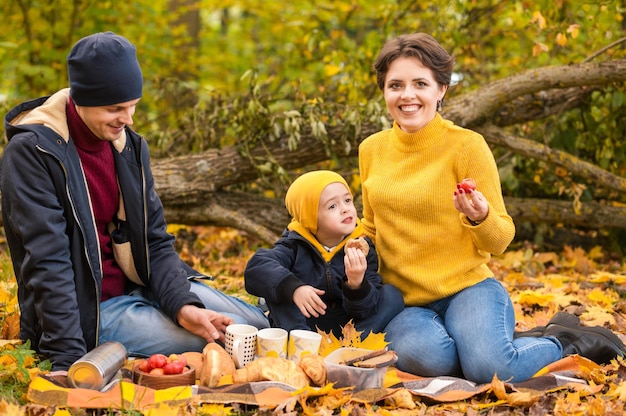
[444,58,626,127]
[478,124,626,194]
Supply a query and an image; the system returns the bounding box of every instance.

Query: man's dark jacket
[1,89,204,370]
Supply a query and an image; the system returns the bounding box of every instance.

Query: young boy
[244,170,403,337]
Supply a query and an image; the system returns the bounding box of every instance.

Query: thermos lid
[67,361,102,389]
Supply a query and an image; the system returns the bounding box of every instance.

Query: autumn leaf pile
[2,226,626,415]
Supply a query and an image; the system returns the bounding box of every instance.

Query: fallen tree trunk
[0,59,625,246]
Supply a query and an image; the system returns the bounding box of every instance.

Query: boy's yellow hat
[285,170,349,235]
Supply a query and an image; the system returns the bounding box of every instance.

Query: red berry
[459,178,476,192]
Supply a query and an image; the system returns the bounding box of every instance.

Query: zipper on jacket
[140,144,150,280]
[325,263,333,299]
[36,144,102,342]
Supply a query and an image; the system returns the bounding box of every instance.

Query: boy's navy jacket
[244,228,385,333]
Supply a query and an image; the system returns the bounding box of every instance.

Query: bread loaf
[199,343,236,387]
[345,237,369,256]
[181,351,203,376]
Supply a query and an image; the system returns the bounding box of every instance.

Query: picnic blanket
[27,355,603,412]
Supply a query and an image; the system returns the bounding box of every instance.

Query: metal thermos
[67,341,127,390]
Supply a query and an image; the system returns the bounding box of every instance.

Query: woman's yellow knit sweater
[359,113,515,306]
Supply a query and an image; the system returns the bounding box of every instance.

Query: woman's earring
[437,100,443,111]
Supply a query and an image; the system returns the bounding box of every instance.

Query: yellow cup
[257,328,288,359]
[288,329,322,362]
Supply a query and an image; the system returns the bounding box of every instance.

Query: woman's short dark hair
[374,33,455,91]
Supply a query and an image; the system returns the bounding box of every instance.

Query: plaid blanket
[27,355,603,412]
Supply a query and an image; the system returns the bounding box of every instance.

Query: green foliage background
[1,0,625,247]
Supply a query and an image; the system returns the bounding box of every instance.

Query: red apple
[147,353,168,370]
[138,359,151,373]
[163,360,185,375]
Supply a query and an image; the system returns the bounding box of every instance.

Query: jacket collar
[5,88,126,153]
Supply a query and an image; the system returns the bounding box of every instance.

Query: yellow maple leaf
[588,272,626,285]
[196,403,234,415]
[0,399,22,416]
[606,380,626,401]
[340,321,363,348]
[515,290,556,307]
[296,383,352,415]
[553,391,582,415]
[555,33,567,47]
[490,374,541,407]
[358,331,388,351]
[318,328,342,357]
[566,24,580,38]
[531,10,547,29]
[317,321,388,356]
[580,305,616,327]
[0,281,19,314]
[585,287,618,308]
[532,41,549,57]
[383,388,417,410]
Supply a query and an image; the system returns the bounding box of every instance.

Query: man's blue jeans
[98,281,269,357]
[384,278,562,383]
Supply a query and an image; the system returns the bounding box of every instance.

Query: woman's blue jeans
[98,281,269,357]
[384,278,562,383]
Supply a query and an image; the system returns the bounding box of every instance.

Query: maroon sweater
[67,100,126,300]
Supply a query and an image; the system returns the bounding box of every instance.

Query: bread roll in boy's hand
[345,237,369,256]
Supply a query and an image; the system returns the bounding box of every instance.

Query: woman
[358,32,624,383]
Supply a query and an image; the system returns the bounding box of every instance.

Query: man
[1,32,268,371]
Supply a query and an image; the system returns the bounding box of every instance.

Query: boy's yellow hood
[285,170,350,236]
[285,170,362,262]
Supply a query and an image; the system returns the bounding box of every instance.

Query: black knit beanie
[67,32,143,107]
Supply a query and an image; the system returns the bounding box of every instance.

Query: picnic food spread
[129,341,391,390]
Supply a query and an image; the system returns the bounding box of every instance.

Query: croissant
[233,356,309,388]
[298,354,326,386]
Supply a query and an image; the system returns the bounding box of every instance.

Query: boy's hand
[344,246,366,289]
[293,285,326,318]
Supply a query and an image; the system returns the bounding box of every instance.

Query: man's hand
[344,246,366,289]
[293,285,326,318]
[176,305,234,344]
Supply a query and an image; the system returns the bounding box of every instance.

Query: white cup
[225,324,258,368]
[288,329,322,362]
[257,327,288,359]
